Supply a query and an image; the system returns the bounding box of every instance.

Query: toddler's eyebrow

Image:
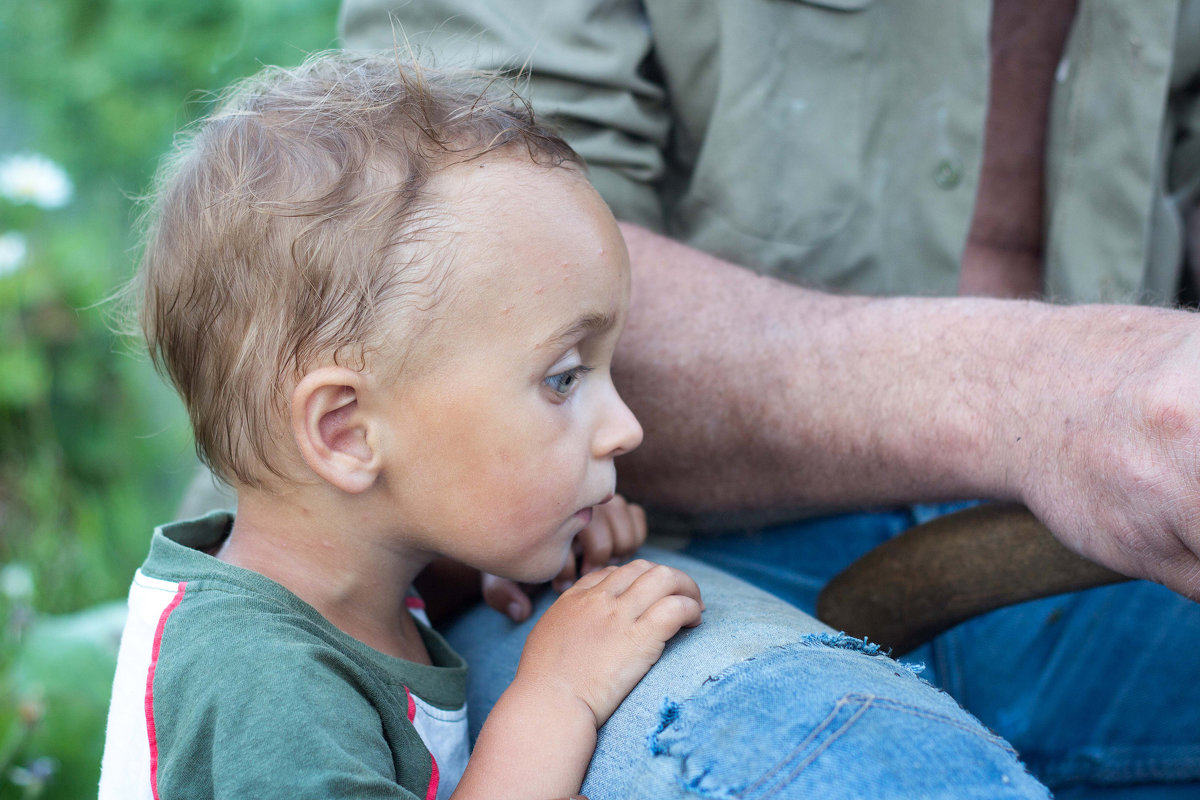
[540,312,617,349]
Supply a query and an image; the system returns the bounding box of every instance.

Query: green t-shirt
[99,513,469,800]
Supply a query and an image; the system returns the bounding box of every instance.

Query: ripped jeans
[446,546,1047,798]
[444,506,1200,799]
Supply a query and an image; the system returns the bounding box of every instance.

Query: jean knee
[646,637,1050,800]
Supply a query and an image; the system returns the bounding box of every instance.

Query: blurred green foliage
[0,1,339,795]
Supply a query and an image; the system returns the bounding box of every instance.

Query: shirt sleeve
[340,0,672,230]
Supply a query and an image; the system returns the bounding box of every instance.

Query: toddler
[99,52,702,800]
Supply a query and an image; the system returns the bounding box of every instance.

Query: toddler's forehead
[417,156,599,284]
[430,153,589,220]
[385,154,621,345]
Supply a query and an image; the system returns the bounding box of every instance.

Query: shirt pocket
[665,0,876,279]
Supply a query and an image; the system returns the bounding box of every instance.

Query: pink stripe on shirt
[404,686,440,800]
[144,582,186,800]
[426,753,440,800]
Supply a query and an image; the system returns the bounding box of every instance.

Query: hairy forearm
[613,222,993,510]
[611,222,1177,517]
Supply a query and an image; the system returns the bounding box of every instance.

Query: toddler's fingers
[568,564,619,592]
[604,497,645,560]
[578,511,614,575]
[620,501,647,555]
[551,552,579,592]
[638,593,705,640]
[589,558,659,596]
[619,564,704,620]
[481,573,532,622]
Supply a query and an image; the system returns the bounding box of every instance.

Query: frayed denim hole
[648,698,682,757]
[802,631,926,676]
[805,631,888,656]
[644,645,880,800]
[644,640,1041,799]
[647,683,879,799]
[649,698,740,799]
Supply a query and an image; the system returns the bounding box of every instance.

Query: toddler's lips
[574,494,612,526]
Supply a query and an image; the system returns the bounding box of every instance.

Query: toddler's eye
[544,366,593,397]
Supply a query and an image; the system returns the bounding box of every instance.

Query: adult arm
[340,0,1200,599]
[613,222,1200,601]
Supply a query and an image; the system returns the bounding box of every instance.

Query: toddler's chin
[511,549,573,587]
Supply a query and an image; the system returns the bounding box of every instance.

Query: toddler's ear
[291,367,380,494]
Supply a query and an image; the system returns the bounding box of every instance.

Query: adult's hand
[998,304,1200,601]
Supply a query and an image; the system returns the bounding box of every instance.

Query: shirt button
[933,159,962,190]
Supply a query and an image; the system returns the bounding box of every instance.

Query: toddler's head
[134,52,583,488]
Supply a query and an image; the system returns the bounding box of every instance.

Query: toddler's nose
[595,388,643,458]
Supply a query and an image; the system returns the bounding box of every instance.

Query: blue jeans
[445,506,1200,798]
[682,504,1200,797]
[446,544,1050,798]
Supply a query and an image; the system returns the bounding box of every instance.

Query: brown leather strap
[815,503,1130,656]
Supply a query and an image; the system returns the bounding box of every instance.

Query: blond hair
[133,51,581,487]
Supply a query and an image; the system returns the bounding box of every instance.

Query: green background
[1,2,339,795]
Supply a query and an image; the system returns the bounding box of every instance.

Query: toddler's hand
[513,559,703,728]
[481,496,647,622]
[553,494,646,590]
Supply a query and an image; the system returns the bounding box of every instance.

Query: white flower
[0,153,74,209]
[0,231,27,276]
[0,563,35,601]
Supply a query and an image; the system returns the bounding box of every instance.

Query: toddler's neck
[218,487,433,664]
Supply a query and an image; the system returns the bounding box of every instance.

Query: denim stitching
[727,693,1021,799]
[755,693,1023,798]
[752,696,875,799]
[650,640,1027,799]
[799,633,1011,751]
[849,694,1017,753]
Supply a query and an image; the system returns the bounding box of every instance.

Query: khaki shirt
[342,0,1200,303]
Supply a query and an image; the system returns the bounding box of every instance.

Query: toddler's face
[372,156,643,581]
